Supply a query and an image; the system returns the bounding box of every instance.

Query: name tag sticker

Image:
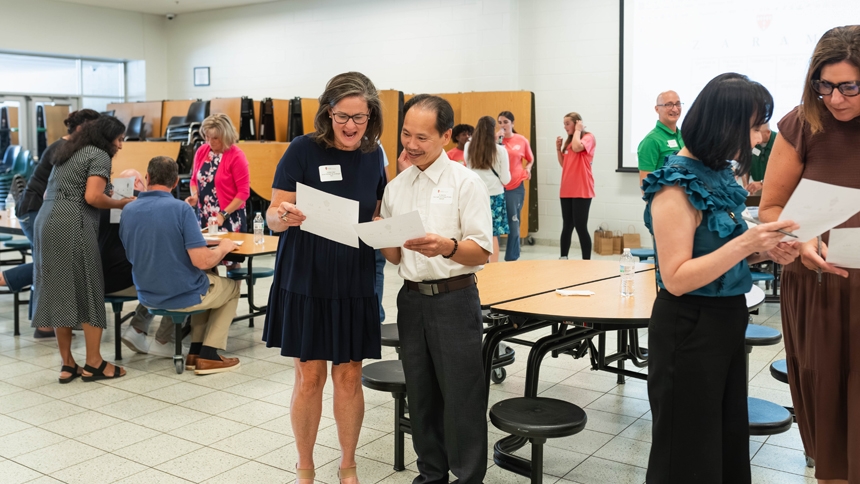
[110,209,121,224]
[752,147,761,156]
[319,165,343,182]
[667,139,679,148]
[431,188,454,204]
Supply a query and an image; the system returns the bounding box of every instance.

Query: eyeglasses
[331,112,370,125]
[811,79,860,97]
[656,102,684,109]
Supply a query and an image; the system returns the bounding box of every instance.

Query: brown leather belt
[405,273,476,297]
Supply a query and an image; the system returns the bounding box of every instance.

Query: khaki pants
[169,274,240,350]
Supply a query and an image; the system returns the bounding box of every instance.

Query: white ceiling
[53,0,283,16]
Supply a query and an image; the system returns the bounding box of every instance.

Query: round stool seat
[4,239,31,249]
[745,324,782,347]
[748,397,792,436]
[105,295,137,311]
[770,359,788,384]
[750,272,775,283]
[0,234,12,241]
[361,360,406,393]
[380,324,400,347]
[226,267,275,283]
[148,308,206,319]
[630,248,655,261]
[490,397,587,439]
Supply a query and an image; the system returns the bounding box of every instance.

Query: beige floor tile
[7,399,82,426]
[203,460,294,484]
[545,429,615,455]
[157,447,248,482]
[178,389,254,415]
[356,431,418,467]
[0,458,43,484]
[750,464,816,484]
[559,370,622,393]
[210,427,292,459]
[0,380,25,397]
[115,433,202,466]
[40,409,122,438]
[0,427,66,458]
[50,453,147,484]
[512,443,589,477]
[0,389,53,414]
[577,409,637,436]
[314,455,399,484]
[564,456,647,484]
[593,435,651,469]
[3,369,61,390]
[188,371,257,390]
[131,405,210,432]
[483,463,557,483]
[217,399,287,426]
[61,384,135,409]
[97,394,173,421]
[21,475,66,484]
[143,381,216,405]
[168,415,253,446]
[585,394,651,418]
[0,414,31,437]
[751,443,816,478]
[28,380,93,399]
[109,373,183,394]
[13,439,104,474]
[537,383,604,409]
[255,442,342,472]
[75,421,161,452]
[315,422,387,452]
[258,388,294,407]
[112,467,196,484]
[617,418,651,443]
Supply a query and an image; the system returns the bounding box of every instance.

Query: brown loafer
[194,355,240,375]
[185,354,198,370]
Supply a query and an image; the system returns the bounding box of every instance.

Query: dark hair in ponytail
[54,116,126,165]
[498,110,517,134]
[63,109,100,134]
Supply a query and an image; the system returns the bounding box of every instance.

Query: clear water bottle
[5,192,15,219]
[253,212,264,245]
[620,248,635,297]
[207,216,218,235]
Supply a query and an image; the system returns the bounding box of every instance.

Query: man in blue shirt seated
[120,156,241,375]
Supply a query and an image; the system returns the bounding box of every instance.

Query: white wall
[162,0,647,248]
[0,0,169,100]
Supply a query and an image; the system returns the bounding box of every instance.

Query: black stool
[745,325,792,435]
[104,295,138,360]
[361,360,411,471]
[490,397,587,484]
[483,311,516,383]
[3,285,29,337]
[380,323,400,349]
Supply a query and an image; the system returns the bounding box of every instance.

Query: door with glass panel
[0,95,28,158]
[30,97,77,158]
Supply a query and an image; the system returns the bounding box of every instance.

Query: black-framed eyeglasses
[811,79,860,97]
[331,112,370,125]
[656,102,684,109]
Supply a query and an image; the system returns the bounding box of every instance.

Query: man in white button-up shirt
[380,94,493,484]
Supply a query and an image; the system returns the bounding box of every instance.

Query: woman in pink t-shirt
[497,111,534,261]
[555,112,595,259]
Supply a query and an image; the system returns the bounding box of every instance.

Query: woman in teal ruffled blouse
[642,73,800,484]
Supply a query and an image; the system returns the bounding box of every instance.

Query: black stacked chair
[490,397,587,484]
[166,101,209,143]
[124,116,145,141]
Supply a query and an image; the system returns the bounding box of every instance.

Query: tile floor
[0,243,817,483]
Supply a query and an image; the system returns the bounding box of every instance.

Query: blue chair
[148,308,206,374]
[629,248,655,261]
[12,149,30,177]
[104,295,138,361]
[0,239,29,266]
[226,266,274,327]
[0,145,20,174]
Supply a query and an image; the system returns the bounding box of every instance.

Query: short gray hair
[146,156,179,187]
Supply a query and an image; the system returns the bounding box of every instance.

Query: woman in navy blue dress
[263,72,385,484]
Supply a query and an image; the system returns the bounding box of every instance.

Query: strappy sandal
[58,364,81,384]
[295,465,315,483]
[81,361,125,382]
[338,466,357,483]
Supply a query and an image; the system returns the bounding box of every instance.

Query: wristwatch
[219,210,229,219]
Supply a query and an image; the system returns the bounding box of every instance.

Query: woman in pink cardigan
[185,113,251,233]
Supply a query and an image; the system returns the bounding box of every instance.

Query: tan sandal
[338,466,357,482]
[295,466,314,483]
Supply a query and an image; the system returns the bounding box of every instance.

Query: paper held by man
[296,183,425,249]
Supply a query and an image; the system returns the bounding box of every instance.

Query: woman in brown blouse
[760,25,860,484]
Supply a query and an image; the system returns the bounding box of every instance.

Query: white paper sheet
[779,179,860,242]
[352,211,426,249]
[112,177,134,198]
[296,182,359,248]
[824,228,860,269]
[555,289,595,297]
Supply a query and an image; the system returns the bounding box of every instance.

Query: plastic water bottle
[5,193,15,219]
[253,212,264,245]
[620,248,635,297]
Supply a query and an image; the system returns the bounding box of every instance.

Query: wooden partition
[44,105,70,147]
[272,99,291,142]
[239,142,290,200]
[160,100,195,137]
[301,98,319,135]
[7,107,19,145]
[378,90,403,181]
[210,98,242,130]
[111,142,182,180]
[107,101,163,139]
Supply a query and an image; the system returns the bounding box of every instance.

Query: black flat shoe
[81,361,125,382]
[34,328,56,339]
[59,364,81,384]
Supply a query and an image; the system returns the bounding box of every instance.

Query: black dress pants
[397,283,487,484]
[646,290,751,484]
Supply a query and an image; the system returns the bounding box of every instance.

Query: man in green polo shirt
[743,122,776,194]
[638,90,685,191]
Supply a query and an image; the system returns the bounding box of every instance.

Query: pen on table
[740,215,798,238]
[817,235,822,284]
